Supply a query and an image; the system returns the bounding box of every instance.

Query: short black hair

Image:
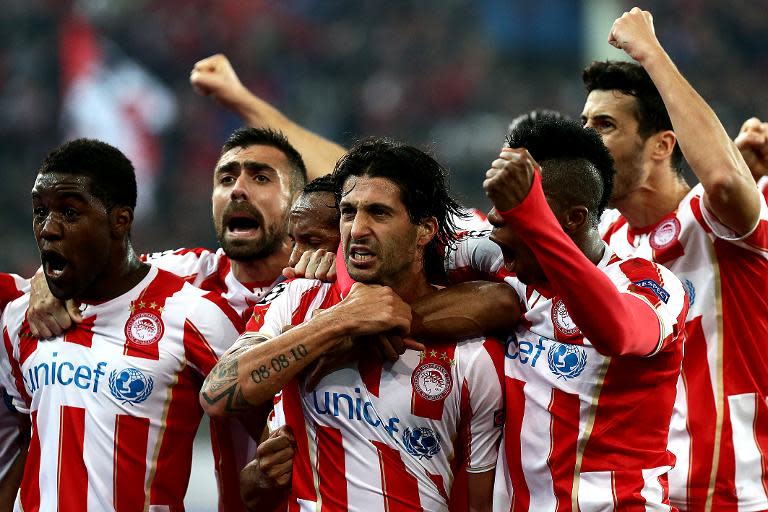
[331,137,463,282]
[221,127,308,193]
[505,117,615,228]
[302,173,336,195]
[583,60,683,171]
[508,109,568,139]
[39,138,137,210]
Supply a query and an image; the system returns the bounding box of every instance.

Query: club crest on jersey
[412,362,452,401]
[402,427,441,459]
[109,368,154,405]
[551,298,580,338]
[125,311,164,346]
[547,343,587,380]
[650,217,681,250]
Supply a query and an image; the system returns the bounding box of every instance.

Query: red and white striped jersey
[493,244,688,511]
[256,279,504,511]
[142,246,285,511]
[759,175,768,202]
[600,184,768,511]
[0,273,29,485]
[443,229,509,284]
[0,265,241,511]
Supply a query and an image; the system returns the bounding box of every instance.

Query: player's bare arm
[466,471,495,512]
[200,283,412,416]
[0,413,29,512]
[610,7,760,234]
[190,54,346,180]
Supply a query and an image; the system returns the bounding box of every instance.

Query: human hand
[734,117,768,180]
[282,249,336,282]
[190,54,251,110]
[608,7,663,64]
[483,148,538,212]
[28,268,82,338]
[242,426,295,490]
[331,283,412,338]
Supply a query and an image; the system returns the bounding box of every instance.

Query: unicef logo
[109,368,154,405]
[684,279,696,306]
[547,343,587,380]
[402,427,441,460]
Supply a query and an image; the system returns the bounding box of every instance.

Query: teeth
[352,252,373,261]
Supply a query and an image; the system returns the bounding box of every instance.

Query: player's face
[32,173,113,300]
[212,144,294,261]
[339,176,422,287]
[487,208,546,285]
[581,90,649,205]
[288,191,340,263]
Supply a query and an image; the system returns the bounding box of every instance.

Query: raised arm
[200,283,412,416]
[190,54,347,180]
[609,7,761,235]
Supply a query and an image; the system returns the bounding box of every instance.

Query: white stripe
[640,465,673,511]
[519,382,558,511]
[578,470,613,511]
[728,393,768,510]
[667,373,691,508]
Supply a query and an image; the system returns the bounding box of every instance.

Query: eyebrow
[31,190,89,203]
[582,113,615,123]
[215,160,278,175]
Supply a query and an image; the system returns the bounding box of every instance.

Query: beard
[215,202,289,261]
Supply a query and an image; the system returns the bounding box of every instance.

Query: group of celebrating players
[1,7,768,512]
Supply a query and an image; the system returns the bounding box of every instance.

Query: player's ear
[416,217,438,248]
[561,205,589,233]
[650,130,677,162]
[110,206,134,239]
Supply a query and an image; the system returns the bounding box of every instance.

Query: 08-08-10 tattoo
[201,332,309,414]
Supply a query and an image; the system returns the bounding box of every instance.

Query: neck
[230,239,292,284]
[388,268,434,305]
[613,167,690,229]
[80,243,149,303]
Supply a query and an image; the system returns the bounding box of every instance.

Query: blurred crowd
[1,0,767,275]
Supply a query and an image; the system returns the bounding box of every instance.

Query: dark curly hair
[331,137,464,281]
[302,173,336,195]
[506,117,615,228]
[221,127,308,194]
[583,60,683,172]
[39,138,137,210]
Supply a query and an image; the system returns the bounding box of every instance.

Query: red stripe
[64,314,95,347]
[612,470,648,510]
[359,351,384,397]
[20,411,41,512]
[124,269,186,360]
[3,327,31,407]
[203,289,245,333]
[283,380,315,504]
[546,388,579,512]
[113,415,150,512]
[148,366,201,509]
[742,219,768,252]
[0,273,24,309]
[291,285,323,325]
[690,196,713,234]
[317,425,348,511]
[209,418,248,512]
[504,377,530,511]
[182,318,220,376]
[57,405,88,512]
[428,472,449,504]
[18,318,39,366]
[371,440,423,511]
[680,316,717,510]
[411,343,456,420]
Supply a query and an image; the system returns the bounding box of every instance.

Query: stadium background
[0,0,765,509]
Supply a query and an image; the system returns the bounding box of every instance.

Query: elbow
[199,387,226,418]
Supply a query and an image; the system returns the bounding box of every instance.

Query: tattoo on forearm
[250,343,309,384]
[202,333,268,413]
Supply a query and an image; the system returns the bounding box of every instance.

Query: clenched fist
[190,54,250,109]
[483,148,539,212]
[608,7,663,64]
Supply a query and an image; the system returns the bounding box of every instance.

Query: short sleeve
[444,231,506,283]
[182,290,243,377]
[699,189,768,257]
[142,247,220,285]
[460,339,504,473]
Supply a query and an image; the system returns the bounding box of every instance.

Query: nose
[230,173,250,201]
[38,214,63,241]
[349,212,371,241]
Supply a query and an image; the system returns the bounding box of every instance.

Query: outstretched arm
[609,7,760,235]
[190,54,347,180]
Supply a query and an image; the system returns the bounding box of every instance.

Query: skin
[212,144,295,284]
[286,190,340,267]
[31,173,148,302]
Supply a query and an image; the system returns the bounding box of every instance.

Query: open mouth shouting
[223,207,263,239]
[41,249,70,282]
[348,244,377,268]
